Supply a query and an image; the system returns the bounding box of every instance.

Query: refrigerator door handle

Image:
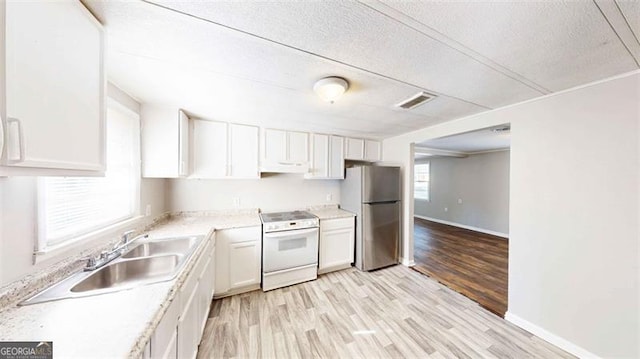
[363,200,400,205]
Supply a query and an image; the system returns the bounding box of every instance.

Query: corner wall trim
[401,258,415,267]
[414,215,509,238]
[504,312,601,359]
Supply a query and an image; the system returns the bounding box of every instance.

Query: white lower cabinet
[147,235,216,359]
[178,279,200,359]
[150,293,179,359]
[214,226,262,298]
[318,217,356,274]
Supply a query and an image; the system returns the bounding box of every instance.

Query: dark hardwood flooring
[412,217,508,317]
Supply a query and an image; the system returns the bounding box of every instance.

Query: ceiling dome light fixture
[313,77,349,103]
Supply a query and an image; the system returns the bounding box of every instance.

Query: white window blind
[414,162,430,201]
[39,108,140,250]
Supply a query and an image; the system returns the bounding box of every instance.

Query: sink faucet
[83,230,147,271]
[114,230,136,251]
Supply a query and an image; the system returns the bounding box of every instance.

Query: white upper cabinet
[345,137,381,162]
[229,123,259,178]
[287,131,309,164]
[0,0,105,176]
[329,135,346,178]
[364,139,382,162]
[191,119,227,179]
[345,138,365,160]
[306,134,344,180]
[308,134,329,178]
[191,120,259,179]
[261,128,309,173]
[178,110,190,177]
[141,105,190,178]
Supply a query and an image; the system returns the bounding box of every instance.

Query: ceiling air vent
[395,91,436,109]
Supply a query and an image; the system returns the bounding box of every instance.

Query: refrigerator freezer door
[362,166,401,203]
[361,201,400,270]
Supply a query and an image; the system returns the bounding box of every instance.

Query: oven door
[263,227,319,273]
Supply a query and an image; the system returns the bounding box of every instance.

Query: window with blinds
[38,108,140,250]
[414,162,430,201]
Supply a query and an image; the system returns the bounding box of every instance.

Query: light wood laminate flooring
[413,218,509,317]
[197,265,572,359]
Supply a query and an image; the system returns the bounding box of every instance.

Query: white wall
[0,85,167,287]
[168,174,340,212]
[383,72,639,358]
[415,151,510,235]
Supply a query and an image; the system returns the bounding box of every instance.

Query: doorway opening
[412,124,510,317]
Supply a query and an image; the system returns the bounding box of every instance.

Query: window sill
[33,215,144,265]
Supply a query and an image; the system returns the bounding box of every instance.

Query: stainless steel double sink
[21,235,204,305]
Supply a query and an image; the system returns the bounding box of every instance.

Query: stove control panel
[264,218,319,232]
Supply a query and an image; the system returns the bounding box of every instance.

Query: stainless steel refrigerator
[340,165,401,271]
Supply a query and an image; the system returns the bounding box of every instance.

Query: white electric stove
[260,210,319,291]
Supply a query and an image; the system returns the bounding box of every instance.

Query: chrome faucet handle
[122,230,136,244]
[86,257,96,268]
[99,250,110,260]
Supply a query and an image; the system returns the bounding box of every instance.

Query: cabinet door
[157,331,177,359]
[178,281,200,359]
[151,297,179,359]
[4,1,104,172]
[229,124,259,178]
[229,240,261,289]
[141,105,181,178]
[197,256,213,337]
[319,218,355,273]
[178,110,190,176]
[345,138,364,160]
[329,135,345,179]
[364,140,381,162]
[309,134,329,178]
[214,226,261,297]
[191,119,227,178]
[263,129,287,165]
[320,228,355,270]
[287,131,309,164]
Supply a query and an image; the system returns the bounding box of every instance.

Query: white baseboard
[414,215,509,239]
[401,258,415,267]
[504,311,601,359]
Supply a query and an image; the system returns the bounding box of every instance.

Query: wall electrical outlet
[233,197,241,207]
[326,194,332,202]
[145,204,152,216]
[458,198,463,204]
[444,207,448,212]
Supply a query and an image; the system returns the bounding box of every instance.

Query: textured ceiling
[84,0,639,139]
[416,125,511,153]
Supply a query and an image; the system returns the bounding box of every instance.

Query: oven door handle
[263,228,318,239]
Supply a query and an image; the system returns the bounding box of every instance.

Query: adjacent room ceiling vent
[395,91,436,109]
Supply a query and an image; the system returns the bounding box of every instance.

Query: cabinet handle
[278,161,303,166]
[7,118,24,163]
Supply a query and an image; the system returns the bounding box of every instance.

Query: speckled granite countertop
[0,211,261,358]
[309,207,356,220]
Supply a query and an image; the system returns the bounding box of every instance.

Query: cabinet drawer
[321,217,355,231]
[226,226,262,244]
